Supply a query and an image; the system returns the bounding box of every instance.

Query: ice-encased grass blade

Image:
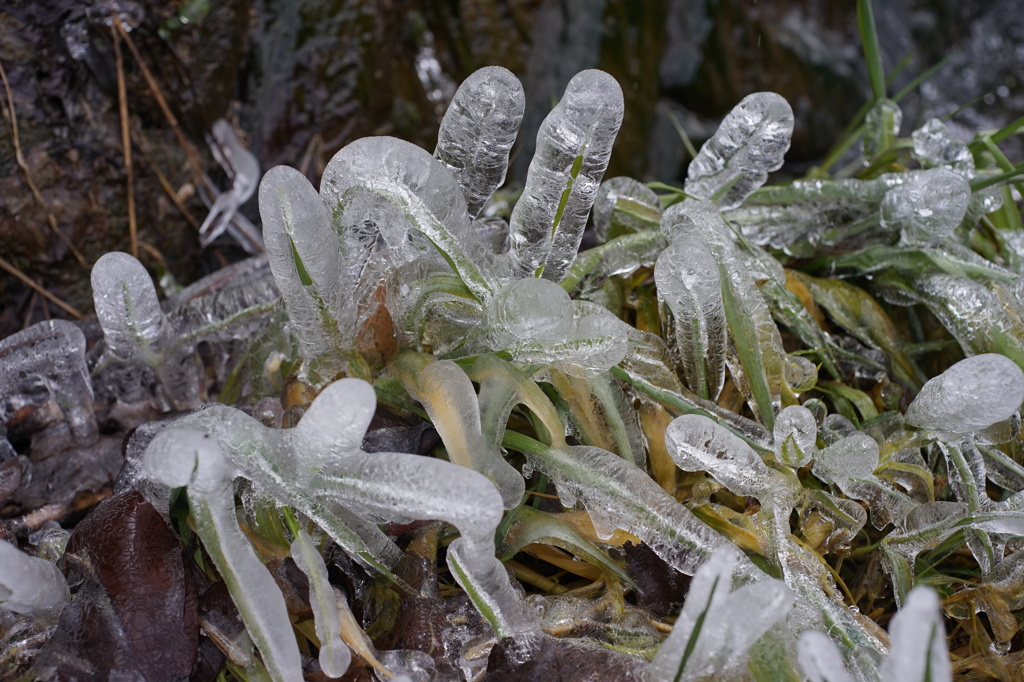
[655,239,726,401]
[912,118,974,177]
[774,405,817,469]
[142,430,303,682]
[259,165,349,385]
[508,70,624,281]
[0,319,97,446]
[862,98,902,165]
[684,92,793,211]
[498,505,635,586]
[434,66,525,219]
[665,414,775,498]
[593,176,663,243]
[878,586,952,682]
[289,528,352,678]
[559,230,669,298]
[796,630,856,682]
[905,354,1024,434]
[393,352,525,509]
[0,539,69,623]
[664,201,784,429]
[92,252,200,409]
[881,169,971,244]
[321,136,500,303]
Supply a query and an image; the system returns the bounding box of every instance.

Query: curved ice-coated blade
[290,530,352,678]
[655,239,726,400]
[879,587,952,682]
[684,92,793,211]
[774,405,817,469]
[0,320,97,445]
[260,165,349,385]
[813,433,879,482]
[880,168,971,243]
[797,630,855,682]
[508,69,624,281]
[906,353,1024,434]
[292,377,377,467]
[435,66,525,219]
[142,430,303,682]
[665,413,772,497]
[199,119,262,251]
[862,98,902,165]
[593,176,662,243]
[322,136,499,302]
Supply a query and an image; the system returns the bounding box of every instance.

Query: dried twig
[112,17,212,195]
[0,254,83,319]
[0,59,89,267]
[110,23,138,259]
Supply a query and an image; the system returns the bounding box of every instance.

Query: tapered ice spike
[508,69,624,281]
[879,586,952,682]
[0,539,69,623]
[92,252,200,409]
[655,239,726,400]
[906,354,1024,434]
[0,319,97,445]
[142,429,304,682]
[260,165,350,385]
[434,66,525,218]
[881,168,971,243]
[684,92,793,210]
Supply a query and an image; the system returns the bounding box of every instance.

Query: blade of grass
[857,0,887,100]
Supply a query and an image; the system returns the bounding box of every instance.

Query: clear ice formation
[199,119,263,252]
[508,70,624,281]
[142,378,538,645]
[142,429,303,681]
[644,545,793,682]
[592,176,662,243]
[774,404,817,468]
[0,539,69,623]
[92,252,201,410]
[434,66,525,219]
[878,586,953,682]
[655,238,726,400]
[880,168,971,243]
[290,529,352,678]
[912,118,974,177]
[665,414,775,498]
[0,319,97,445]
[905,354,1024,434]
[684,92,794,211]
[797,630,855,682]
[862,98,902,165]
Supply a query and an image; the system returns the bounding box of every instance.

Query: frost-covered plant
[4,6,1024,679]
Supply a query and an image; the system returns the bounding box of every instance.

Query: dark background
[1,0,1021,337]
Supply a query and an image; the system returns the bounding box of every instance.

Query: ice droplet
[880,168,971,243]
[906,354,1024,433]
[508,70,624,281]
[684,92,794,211]
[912,118,974,177]
[434,66,525,219]
[862,98,902,165]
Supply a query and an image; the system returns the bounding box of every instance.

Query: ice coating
[880,168,971,242]
[199,119,262,250]
[912,118,974,177]
[0,319,97,445]
[862,98,902,164]
[260,164,350,384]
[906,354,1024,433]
[486,278,631,372]
[774,405,817,468]
[593,176,662,243]
[684,92,794,211]
[813,433,879,481]
[92,252,200,409]
[321,136,499,301]
[434,66,525,218]
[797,631,855,682]
[644,545,793,681]
[665,414,773,497]
[0,539,69,623]
[142,429,304,681]
[879,586,952,682]
[655,239,726,400]
[290,530,352,677]
[508,70,624,281]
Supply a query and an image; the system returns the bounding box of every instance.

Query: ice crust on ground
[0,540,69,623]
[906,353,1024,433]
[508,70,624,281]
[434,66,525,219]
[684,92,794,211]
[0,319,97,446]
